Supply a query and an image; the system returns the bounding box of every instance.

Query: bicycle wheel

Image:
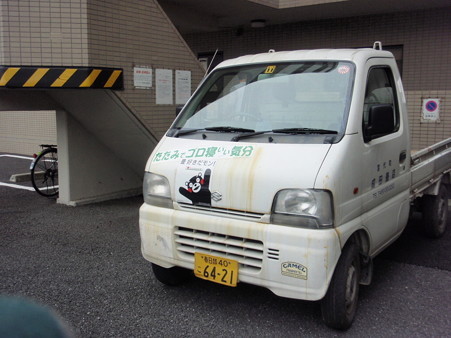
[31,148,59,197]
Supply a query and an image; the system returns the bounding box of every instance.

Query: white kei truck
[139,43,451,329]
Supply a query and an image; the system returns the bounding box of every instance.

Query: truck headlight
[143,172,173,208]
[271,189,333,229]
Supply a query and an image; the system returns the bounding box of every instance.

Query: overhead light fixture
[250,19,266,28]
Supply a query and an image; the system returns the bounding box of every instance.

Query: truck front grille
[174,226,264,272]
[178,203,265,221]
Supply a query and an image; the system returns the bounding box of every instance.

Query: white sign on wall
[422,98,440,122]
[156,69,173,104]
[133,67,152,89]
[175,70,191,105]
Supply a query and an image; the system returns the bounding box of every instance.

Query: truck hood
[147,137,331,214]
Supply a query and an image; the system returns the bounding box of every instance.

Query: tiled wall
[406,91,450,151]
[0,0,89,66]
[184,7,451,150]
[0,0,205,154]
[0,111,56,155]
[85,0,205,138]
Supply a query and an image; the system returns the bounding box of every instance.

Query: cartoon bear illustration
[179,169,211,205]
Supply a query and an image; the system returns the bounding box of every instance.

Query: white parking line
[0,182,36,191]
[1,154,34,191]
[0,154,33,160]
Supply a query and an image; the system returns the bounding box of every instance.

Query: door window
[363,67,399,141]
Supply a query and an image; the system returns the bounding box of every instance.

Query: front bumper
[139,203,341,301]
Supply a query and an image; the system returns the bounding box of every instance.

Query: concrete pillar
[56,110,142,206]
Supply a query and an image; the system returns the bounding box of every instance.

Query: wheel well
[443,173,451,198]
[422,173,450,197]
[347,230,370,256]
[346,230,372,285]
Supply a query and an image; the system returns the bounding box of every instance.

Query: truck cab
[139,46,434,329]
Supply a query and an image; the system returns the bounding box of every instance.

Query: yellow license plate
[194,252,238,287]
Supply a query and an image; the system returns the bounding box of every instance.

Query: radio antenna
[205,48,219,76]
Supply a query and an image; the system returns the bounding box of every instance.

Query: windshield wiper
[174,126,337,140]
[173,126,255,138]
[172,128,205,137]
[231,130,272,142]
[205,126,255,133]
[272,128,338,135]
[231,127,338,141]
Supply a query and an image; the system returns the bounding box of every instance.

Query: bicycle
[30,144,59,198]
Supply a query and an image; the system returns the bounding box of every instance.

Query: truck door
[361,60,410,253]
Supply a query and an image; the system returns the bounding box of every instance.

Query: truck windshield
[170,61,355,143]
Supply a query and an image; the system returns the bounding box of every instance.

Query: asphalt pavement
[1,153,450,337]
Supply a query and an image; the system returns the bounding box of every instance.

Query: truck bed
[410,138,451,200]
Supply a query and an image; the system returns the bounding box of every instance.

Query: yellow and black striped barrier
[0,66,123,89]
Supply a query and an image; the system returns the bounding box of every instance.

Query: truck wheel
[321,243,360,330]
[152,263,190,286]
[422,184,448,238]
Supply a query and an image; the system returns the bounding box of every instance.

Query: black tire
[152,263,190,286]
[321,243,360,330]
[422,184,448,238]
[31,148,59,198]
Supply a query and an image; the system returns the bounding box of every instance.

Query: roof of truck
[216,48,394,69]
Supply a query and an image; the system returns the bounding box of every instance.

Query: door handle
[399,150,407,164]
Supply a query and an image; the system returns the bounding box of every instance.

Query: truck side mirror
[364,104,395,143]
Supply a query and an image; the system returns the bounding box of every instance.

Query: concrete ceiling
[158,0,451,34]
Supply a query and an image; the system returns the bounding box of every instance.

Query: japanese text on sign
[153,145,254,162]
[133,67,152,89]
